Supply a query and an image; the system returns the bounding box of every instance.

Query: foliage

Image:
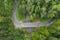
[16,0,60,22]
[0,0,60,40]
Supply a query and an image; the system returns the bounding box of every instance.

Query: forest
[0,0,60,40]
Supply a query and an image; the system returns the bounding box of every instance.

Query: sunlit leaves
[24,34,30,40]
[39,34,46,40]
[45,0,51,3]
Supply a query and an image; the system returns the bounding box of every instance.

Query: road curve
[12,0,56,28]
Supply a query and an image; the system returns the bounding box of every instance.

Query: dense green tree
[13,29,25,40]
[16,0,60,22]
